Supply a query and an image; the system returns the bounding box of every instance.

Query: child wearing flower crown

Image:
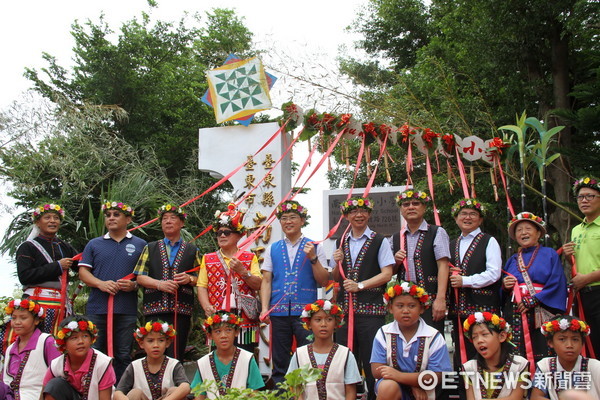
[191,311,264,399]
[1,298,60,400]
[42,315,116,400]
[462,312,528,400]
[286,299,361,400]
[370,281,452,400]
[531,315,600,400]
[114,321,190,400]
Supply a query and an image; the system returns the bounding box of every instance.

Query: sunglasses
[216,230,234,237]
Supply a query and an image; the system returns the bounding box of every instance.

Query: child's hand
[411,385,428,400]
[377,365,401,381]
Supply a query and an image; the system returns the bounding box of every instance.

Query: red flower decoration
[20,300,29,308]
[78,321,88,330]
[409,285,418,296]
[213,315,221,324]
[422,128,440,148]
[152,322,162,332]
[338,113,352,127]
[363,122,377,138]
[442,134,456,153]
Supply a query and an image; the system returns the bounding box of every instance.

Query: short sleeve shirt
[191,351,264,395]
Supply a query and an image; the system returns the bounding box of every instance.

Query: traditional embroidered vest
[449,233,501,316]
[462,355,528,400]
[3,333,52,400]
[197,348,254,399]
[49,349,113,400]
[336,232,387,316]
[535,356,600,400]
[204,251,256,325]
[270,237,318,316]
[142,240,197,316]
[131,357,179,400]
[296,344,349,400]
[392,226,440,301]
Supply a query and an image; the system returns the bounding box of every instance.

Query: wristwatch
[357,281,365,291]
[244,271,252,278]
[310,257,318,265]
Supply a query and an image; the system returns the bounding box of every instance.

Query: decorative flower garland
[300,300,345,330]
[340,197,373,215]
[507,212,545,230]
[55,317,98,352]
[383,281,431,308]
[395,189,431,205]
[32,204,65,221]
[451,198,486,218]
[203,311,242,332]
[101,200,135,217]
[541,316,590,337]
[572,176,600,195]
[158,204,187,220]
[134,321,176,343]
[463,312,512,341]
[487,137,510,154]
[213,203,246,233]
[5,299,45,318]
[276,200,309,225]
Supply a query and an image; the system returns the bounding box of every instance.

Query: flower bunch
[541,316,590,338]
[101,200,134,217]
[213,203,246,233]
[383,281,431,308]
[487,137,510,154]
[134,320,176,343]
[337,113,353,129]
[300,300,345,330]
[508,212,545,229]
[463,312,512,341]
[32,204,65,221]
[421,128,440,149]
[340,197,373,215]
[395,189,431,205]
[280,102,304,132]
[399,124,417,143]
[203,311,242,332]
[572,176,600,195]
[55,316,98,352]
[451,198,486,218]
[441,134,457,154]
[276,200,309,225]
[5,298,45,318]
[158,203,187,220]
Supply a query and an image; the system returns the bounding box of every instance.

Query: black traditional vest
[449,232,501,316]
[336,232,387,316]
[142,240,197,316]
[392,225,440,301]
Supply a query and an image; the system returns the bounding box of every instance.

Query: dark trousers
[146,312,191,361]
[88,313,137,382]
[336,314,385,400]
[579,289,600,357]
[422,307,445,335]
[43,377,81,400]
[270,315,311,385]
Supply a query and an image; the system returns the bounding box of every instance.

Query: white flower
[370,160,379,167]
[111,202,117,207]
[37,307,45,317]
[67,321,79,330]
[400,282,410,293]
[301,310,309,318]
[214,210,221,218]
[12,289,23,298]
[13,298,21,305]
[323,301,332,311]
[559,319,570,331]
[222,314,229,322]
[474,312,484,323]
[162,323,169,333]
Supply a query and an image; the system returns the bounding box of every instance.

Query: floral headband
[507,211,546,241]
[451,198,486,218]
[276,200,309,226]
[213,203,246,233]
[573,176,600,195]
[32,204,65,221]
[463,312,512,341]
[300,300,345,330]
[134,320,176,343]
[383,281,431,309]
[203,311,242,332]
[5,298,45,318]
[395,190,431,206]
[55,316,98,352]
[101,200,135,217]
[340,197,374,215]
[158,203,187,220]
[541,315,590,338]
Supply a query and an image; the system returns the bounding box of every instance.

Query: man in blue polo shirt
[78,200,146,380]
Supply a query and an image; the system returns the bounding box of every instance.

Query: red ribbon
[494,154,515,218]
[450,264,468,365]
[425,153,442,226]
[454,146,470,199]
[106,272,136,357]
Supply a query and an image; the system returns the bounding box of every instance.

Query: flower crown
[32,204,65,221]
[55,316,98,352]
[101,200,135,217]
[463,312,512,341]
[383,281,431,309]
[572,176,600,195]
[541,315,590,338]
[300,300,345,330]
[451,198,486,218]
[213,203,246,233]
[276,200,309,226]
[395,190,431,205]
[340,197,373,215]
[203,311,242,332]
[5,298,45,318]
[158,203,187,220]
[507,212,545,229]
[134,320,176,343]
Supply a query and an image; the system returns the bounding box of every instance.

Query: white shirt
[261,235,328,272]
[329,227,395,270]
[456,228,502,288]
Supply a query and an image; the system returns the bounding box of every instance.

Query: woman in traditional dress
[16,203,78,334]
[502,212,567,363]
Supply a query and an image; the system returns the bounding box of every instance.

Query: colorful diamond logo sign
[202,54,277,126]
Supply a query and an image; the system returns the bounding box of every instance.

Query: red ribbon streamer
[454,146,470,199]
[494,154,516,218]
[106,272,136,357]
[450,264,468,365]
[425,153,442,226]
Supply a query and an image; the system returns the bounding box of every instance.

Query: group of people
[3,174,599,399]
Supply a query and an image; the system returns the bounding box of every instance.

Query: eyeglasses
[216,230,234,237]
[401,201,422,208]
[458,211,480,218]
[577,194,598,202]
[280,216,301,222]
[349,208,369,215]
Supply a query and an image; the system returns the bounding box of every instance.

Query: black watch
[310,257,318,265]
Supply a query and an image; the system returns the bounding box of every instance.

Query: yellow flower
[311,304,319,312]
[357,199,364,206]
[57,331,65,339]
[491,315,500,326]
[166,204,172,211]
[145,322,152,331]
[88,321,95,331]
[579,321,587,330]
[292,204,298,210]
[206,317,213,325]
[420,192,427,199]
[406,191,413,198]
[584,177,590,184]
[416,287,424,296]
[54,205,61,211]
[28,302,35,311]
[387,287,395,297]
